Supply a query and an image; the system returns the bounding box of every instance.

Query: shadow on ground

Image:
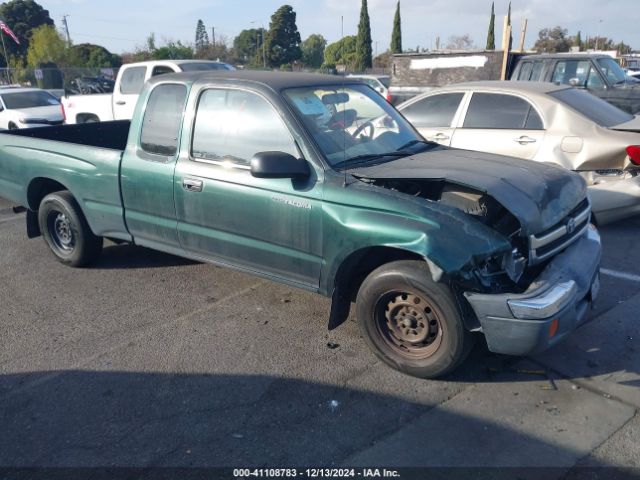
[0,371,637,480]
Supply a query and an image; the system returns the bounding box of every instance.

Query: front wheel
[38,191,103,267]
[356,260,473,378]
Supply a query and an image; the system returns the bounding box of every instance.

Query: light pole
[595,19,603,51]
[251,21,267,69]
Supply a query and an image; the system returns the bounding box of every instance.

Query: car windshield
[597,58,628,85]
[284,84,423,168]
[550,88,633,127]
[180,62,236,71]
[1,91,60,109]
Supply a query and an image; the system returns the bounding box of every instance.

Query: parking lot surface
[1,196,639,477]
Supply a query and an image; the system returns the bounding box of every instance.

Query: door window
[517,62,533,80]
[140,84,188,156]
[401,93,464,128]
[152,65,175,76]
[551,60,594,86]
[191,89,298,167]
[463,93,543,130]
[119,66,146,95]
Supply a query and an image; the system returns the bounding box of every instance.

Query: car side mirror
[250,151,310,179]
[568,77,583,87]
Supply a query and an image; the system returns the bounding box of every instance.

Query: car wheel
[356,260,473,378]
[38,191,103,267]
[8,122,18,130]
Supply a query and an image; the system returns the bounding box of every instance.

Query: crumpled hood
[351,147,587,235]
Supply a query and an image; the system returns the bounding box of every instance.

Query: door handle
[514,136,537,145]
[115,101,126,105]
[433,133,450,141]
[182,178,203,192]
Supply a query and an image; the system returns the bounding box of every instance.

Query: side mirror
[568,77,583,87]
[250,151,310,179]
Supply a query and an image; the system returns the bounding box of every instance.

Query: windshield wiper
[332,151,408,170]
[396,139,434,151]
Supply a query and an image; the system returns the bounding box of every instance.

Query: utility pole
[61,14,71,45]
[211,27,215,46]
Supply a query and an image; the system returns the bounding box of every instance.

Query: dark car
[511,53,640,114]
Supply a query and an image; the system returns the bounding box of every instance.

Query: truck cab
[512,53,640,114]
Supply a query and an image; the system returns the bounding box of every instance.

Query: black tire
[38,191,103,267]
[8,122,18,130]
[356,260,473,379]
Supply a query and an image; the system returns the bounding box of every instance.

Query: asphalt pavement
[1,196,639,478]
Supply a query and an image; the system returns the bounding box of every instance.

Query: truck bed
[0,121,131,240]
[3,120,130,151]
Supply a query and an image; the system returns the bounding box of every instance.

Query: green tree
[301,34,326,68]
[153,41,193,60]
[264,5,302,68]
[66,43,121,67]
[390,1,402,54]
[233,28,265,64]
[575,30,582,50]
[323,35,357,70]
[0,0,53,64]
[195,19,209,53]
[355,0,372,71]
[534,26,571,53]
[26,24,65,67]
[486,2,495,50]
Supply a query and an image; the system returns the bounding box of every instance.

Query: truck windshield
[549,88,633,127]
[597,58,629,85]
[1,91,60,109]
[284,84,422,168]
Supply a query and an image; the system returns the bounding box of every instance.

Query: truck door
[120,82,188,252]
[113,65,148,120]
[450,92,545,160]
[174,87,323,289]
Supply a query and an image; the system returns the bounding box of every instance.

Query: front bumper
[464,226,601,356]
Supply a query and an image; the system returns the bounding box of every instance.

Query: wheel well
[27,178,68,211]
[328,247,424,330]
[76,113,99,123]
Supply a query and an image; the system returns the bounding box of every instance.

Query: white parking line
[0,215,22,224]
[601,268,640,283]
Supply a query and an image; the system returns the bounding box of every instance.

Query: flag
[0,20,20,45]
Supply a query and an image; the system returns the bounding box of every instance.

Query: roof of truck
[148,70,360,91]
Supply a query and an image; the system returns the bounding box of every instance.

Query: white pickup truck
[61,60,235,124]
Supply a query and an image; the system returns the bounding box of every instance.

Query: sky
[38,0,640,55]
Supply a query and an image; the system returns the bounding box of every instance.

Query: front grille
[528,198,591,265]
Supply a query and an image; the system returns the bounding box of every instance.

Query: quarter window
[191,89,298,167]
[140,84,187,156]
[463,93,543,130]
[119,66,146,95]
[401,93,464,128]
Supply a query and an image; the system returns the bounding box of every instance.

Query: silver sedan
[397,81,640,225]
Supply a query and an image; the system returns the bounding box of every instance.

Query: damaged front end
[354,171,599,357]
[361,177,534,293]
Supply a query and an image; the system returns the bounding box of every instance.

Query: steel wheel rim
[47,211,75,253]
[375,291,444,359]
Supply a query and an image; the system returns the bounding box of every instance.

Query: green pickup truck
[0,71,601,378]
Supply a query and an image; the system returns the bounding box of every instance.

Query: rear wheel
[356,260,473,378]
[8,122,18,130]
[38,191,102,267]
